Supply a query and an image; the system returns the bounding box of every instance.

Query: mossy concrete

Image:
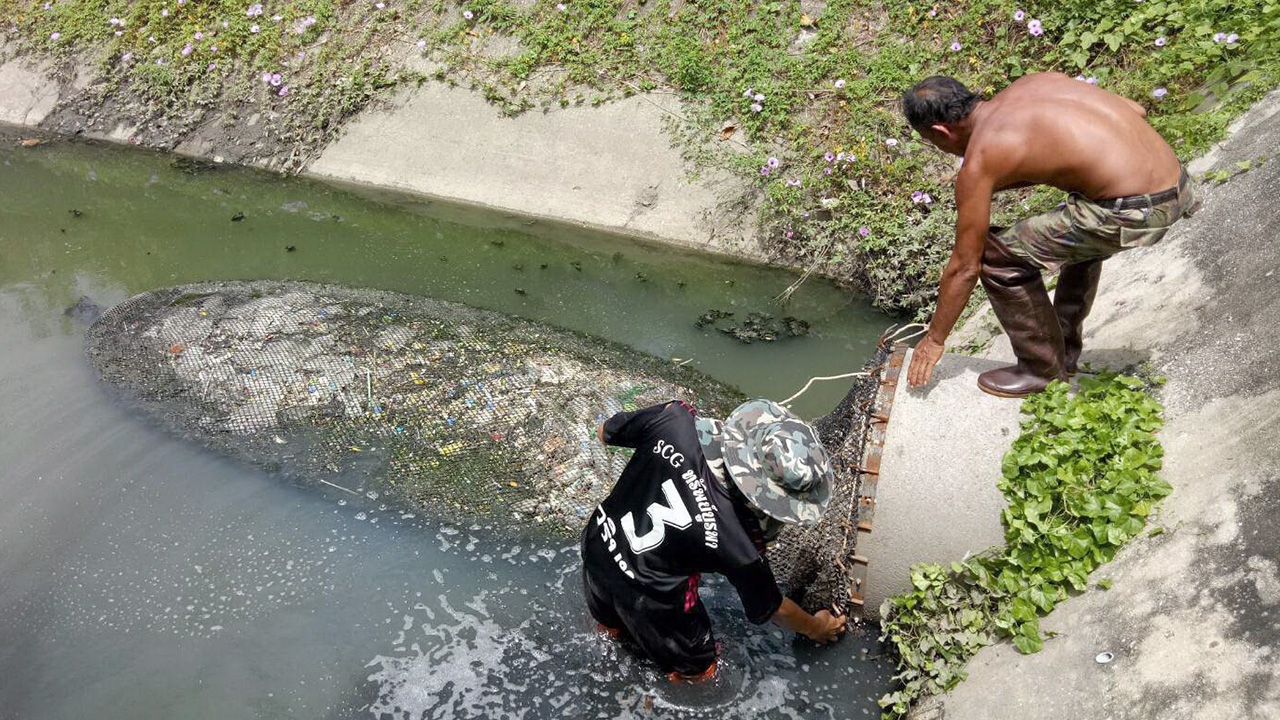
[0,49,760,259]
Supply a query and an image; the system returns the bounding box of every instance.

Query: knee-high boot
[1053,259,1102,375]
[976,236,1067,398]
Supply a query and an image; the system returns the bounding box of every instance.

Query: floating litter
[82,279,884,616]
[1095,651,1114,664]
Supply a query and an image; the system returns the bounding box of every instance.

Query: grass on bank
[4,0,1277,316]
[878,374,1169,718]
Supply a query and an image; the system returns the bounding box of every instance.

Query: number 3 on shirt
[621,479,693,553]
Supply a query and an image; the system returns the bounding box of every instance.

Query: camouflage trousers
[995,169,1201,272]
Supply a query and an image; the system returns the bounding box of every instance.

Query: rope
[779,322,927,406]
[780,371,870,406]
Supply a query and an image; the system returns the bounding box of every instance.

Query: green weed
[878,374,1169,718]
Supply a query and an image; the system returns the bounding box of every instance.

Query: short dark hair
[903,76,979,128]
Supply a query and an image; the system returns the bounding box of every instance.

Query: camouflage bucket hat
[717,399,833,526]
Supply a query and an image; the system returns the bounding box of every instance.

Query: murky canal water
[0,132,894,719]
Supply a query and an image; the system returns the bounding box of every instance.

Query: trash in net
[86,281,889,615]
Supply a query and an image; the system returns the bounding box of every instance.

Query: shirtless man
[901,73,1200,397]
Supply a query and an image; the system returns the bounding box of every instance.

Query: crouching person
[581,399,846,682]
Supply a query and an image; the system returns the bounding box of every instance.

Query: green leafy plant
[878,374,1169,718]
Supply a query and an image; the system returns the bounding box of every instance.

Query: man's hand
[805,610,847,644]
[907,334,945,388]
[771,597,846,643]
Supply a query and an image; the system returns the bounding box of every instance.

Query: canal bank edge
[0,48,762,262]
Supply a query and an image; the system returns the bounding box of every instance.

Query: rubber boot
[1053,259,1102,376]
[977,235,1067,398]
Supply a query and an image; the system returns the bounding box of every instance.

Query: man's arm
[907,162,996,388]
[771,597,846,643]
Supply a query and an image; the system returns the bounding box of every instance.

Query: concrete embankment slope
[893,90,1280,719]
[0,52,757,258]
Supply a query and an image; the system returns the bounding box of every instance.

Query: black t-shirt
[581,401,784,624]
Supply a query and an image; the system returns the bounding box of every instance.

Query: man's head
[903,75,981,156]
[696,399,833,532]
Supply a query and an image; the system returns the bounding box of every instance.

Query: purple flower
[246,3,263,17]
[161,8,169,17]
[1075,74,1086,82]
[786,179,802,187]
[1013,9,1025,21]
[836,151,846,161]
[1152,87,1168,99]
[911,190,925,203]
[750,103,763,113]
[784,228,794,239]
[416,38,426,47]
[823,152,835,162]
[760,167,771,176]
[858,227,870,237]
[1212,32,1226,42]
[834,78,846,88]
[743,87,754,98]
[556,2,566,9]
[823,167,833,175]
[278,86,289,97]
[50,31,60,40]
[250,24,260,33]
[950,41,962,52]
[928,9,937,17]
[210,44,218,52]
[1027,19,1043,36]
[923,193,933,204]
[42,2,51,9]
[262,71,273,83]
[1226,33,1239,43]
[1154,36,1166,46]
[1087,76,1098,85]
[270,73,282,86]
[767,157,780,168]
[207,62,217,70]
[181,43,193,56]
[753,92,765,102]
[463,9,474,19]
[194,31,203,40]
[885,138,899,147]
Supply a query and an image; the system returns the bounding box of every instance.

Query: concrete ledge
[859,350,1021,614]
[308,84,759,256]
[0,59,60,127]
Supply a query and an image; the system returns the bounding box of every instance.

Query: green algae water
[0,130,894,719]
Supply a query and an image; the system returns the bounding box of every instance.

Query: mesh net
[85,281,885,614]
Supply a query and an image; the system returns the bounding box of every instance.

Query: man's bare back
[900,72,1197,395]
[969,73,1182,199]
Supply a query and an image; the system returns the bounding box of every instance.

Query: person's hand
[806,610,847,644]
[907,334,945,388]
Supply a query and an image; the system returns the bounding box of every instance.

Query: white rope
[777,322,928,406]
[883,322,928,344]
[780,371,870,406]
